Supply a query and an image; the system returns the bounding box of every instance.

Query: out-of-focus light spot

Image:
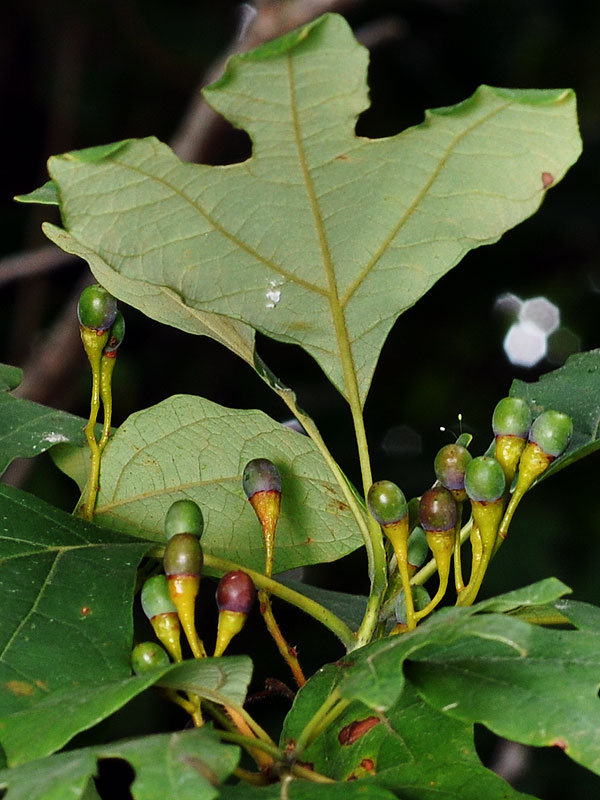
[520,296,560,334]
[503,321,547,367]
[546,327,581,365]
[494,293,522,317]
[382,425,422,457]
[587,266,600,294]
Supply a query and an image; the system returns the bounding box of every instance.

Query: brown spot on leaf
[4,680,35,696]
[552,738,568,751]
[179,756,220,787]
[338,716,380,745]
[542,171,554,188]
[80,606,91,616]
[346,757,377,780]
[35,679,49,691]
[336,154,350,161]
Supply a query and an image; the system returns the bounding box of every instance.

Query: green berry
[434,444,472,492]
[492,397,531,438]
[418,487,457,533]
[163,533,203,577]
[529,410,573,458]
[164,499,204,539]
[131,641,170,674]
[465,456,506,503]
[367,480,407,526]
[141,574,177,619]
[77,284,117,331]
[104,310,125,355]
[242,458,282,499]
[216,571,255,614]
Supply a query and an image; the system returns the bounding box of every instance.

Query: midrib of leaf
[340,98,513,307]
[286,53,386,650]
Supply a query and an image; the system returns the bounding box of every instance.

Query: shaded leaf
[0,727,239,800]
[221,782,397,799]
[1,656,251,767]
[0,365,88,476]
[281,664,534,799]
[0,485,149,762]
[35,14,580,403]
[511,348,600,478]
[63,394,362,573]
[281,578,367,632]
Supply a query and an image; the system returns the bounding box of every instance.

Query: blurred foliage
[2,1,599,796]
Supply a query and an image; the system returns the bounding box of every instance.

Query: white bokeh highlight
[497,294,562,367]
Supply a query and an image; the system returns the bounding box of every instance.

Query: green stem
[293,688,349,756]
[412,518,473,587]
[217,730,282,761]
[98,353,117,452]
[187,552,356,650]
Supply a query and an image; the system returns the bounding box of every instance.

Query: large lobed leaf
[316,580,600,778]
[282,666,535,800]
[59,394,363,573]
[23,13,580,404]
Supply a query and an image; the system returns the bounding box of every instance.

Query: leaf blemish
[552,738,568,751]
[338,716,380,745]
[542,171,554,188]
[4,680,35,696]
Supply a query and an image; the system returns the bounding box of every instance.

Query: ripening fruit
[131,641,170,674]
[164,499,204,540]
[242,458,282,578]
[465,456,506,504]
[493,397,532,486]
[434,443,472,500]
[103,310,126,356]
[164,533,206,659]
[367,481,408,526]
[141,575,182,663]
[214,571,255,657]
[418,487,457,534]
[77,284,118,331]
[529,410,573,458]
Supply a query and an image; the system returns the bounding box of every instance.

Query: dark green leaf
[0,727,239,800]
[511,348,600,478]
[36,14,580,403]
[281,578,367,632]
[221,782,397,799]
[281,664,534,799]
[0,367,89,476]
[0,485,149,763]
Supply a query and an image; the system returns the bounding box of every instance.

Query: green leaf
[1,656,251,767]
[221,782,397,799]
[14,181,59,206]
[63,394,362,573]
[281,578,367,631]
[37,13,580,403]
[0,727,240,800]
[0,366,89,476]
[0,485,149,763]
[317,581,600,777]
[511,348,600,478]
[281,665,534,799]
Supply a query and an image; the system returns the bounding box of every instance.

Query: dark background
[1,1,599,797]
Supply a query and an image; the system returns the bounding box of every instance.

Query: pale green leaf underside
[66,395,362,572]
[41,13,581,403]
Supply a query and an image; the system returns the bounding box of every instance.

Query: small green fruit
[407,526,429,570]
[77,284,117,331]
[529,410,573,458]
[367,480,407,526]
[141,574,177,619]
[465,456,506,503]
[492,397,532,438]
[164,499,204,539]
[131,641,170,674]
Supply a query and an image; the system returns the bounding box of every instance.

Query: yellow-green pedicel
[417,486,458,619]
[214,570,255,657]
[242,458,282,578]
[141,574,183,663]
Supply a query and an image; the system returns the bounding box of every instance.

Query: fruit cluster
[369,397,573,629]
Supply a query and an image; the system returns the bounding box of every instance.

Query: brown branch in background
[0,245,77,289]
